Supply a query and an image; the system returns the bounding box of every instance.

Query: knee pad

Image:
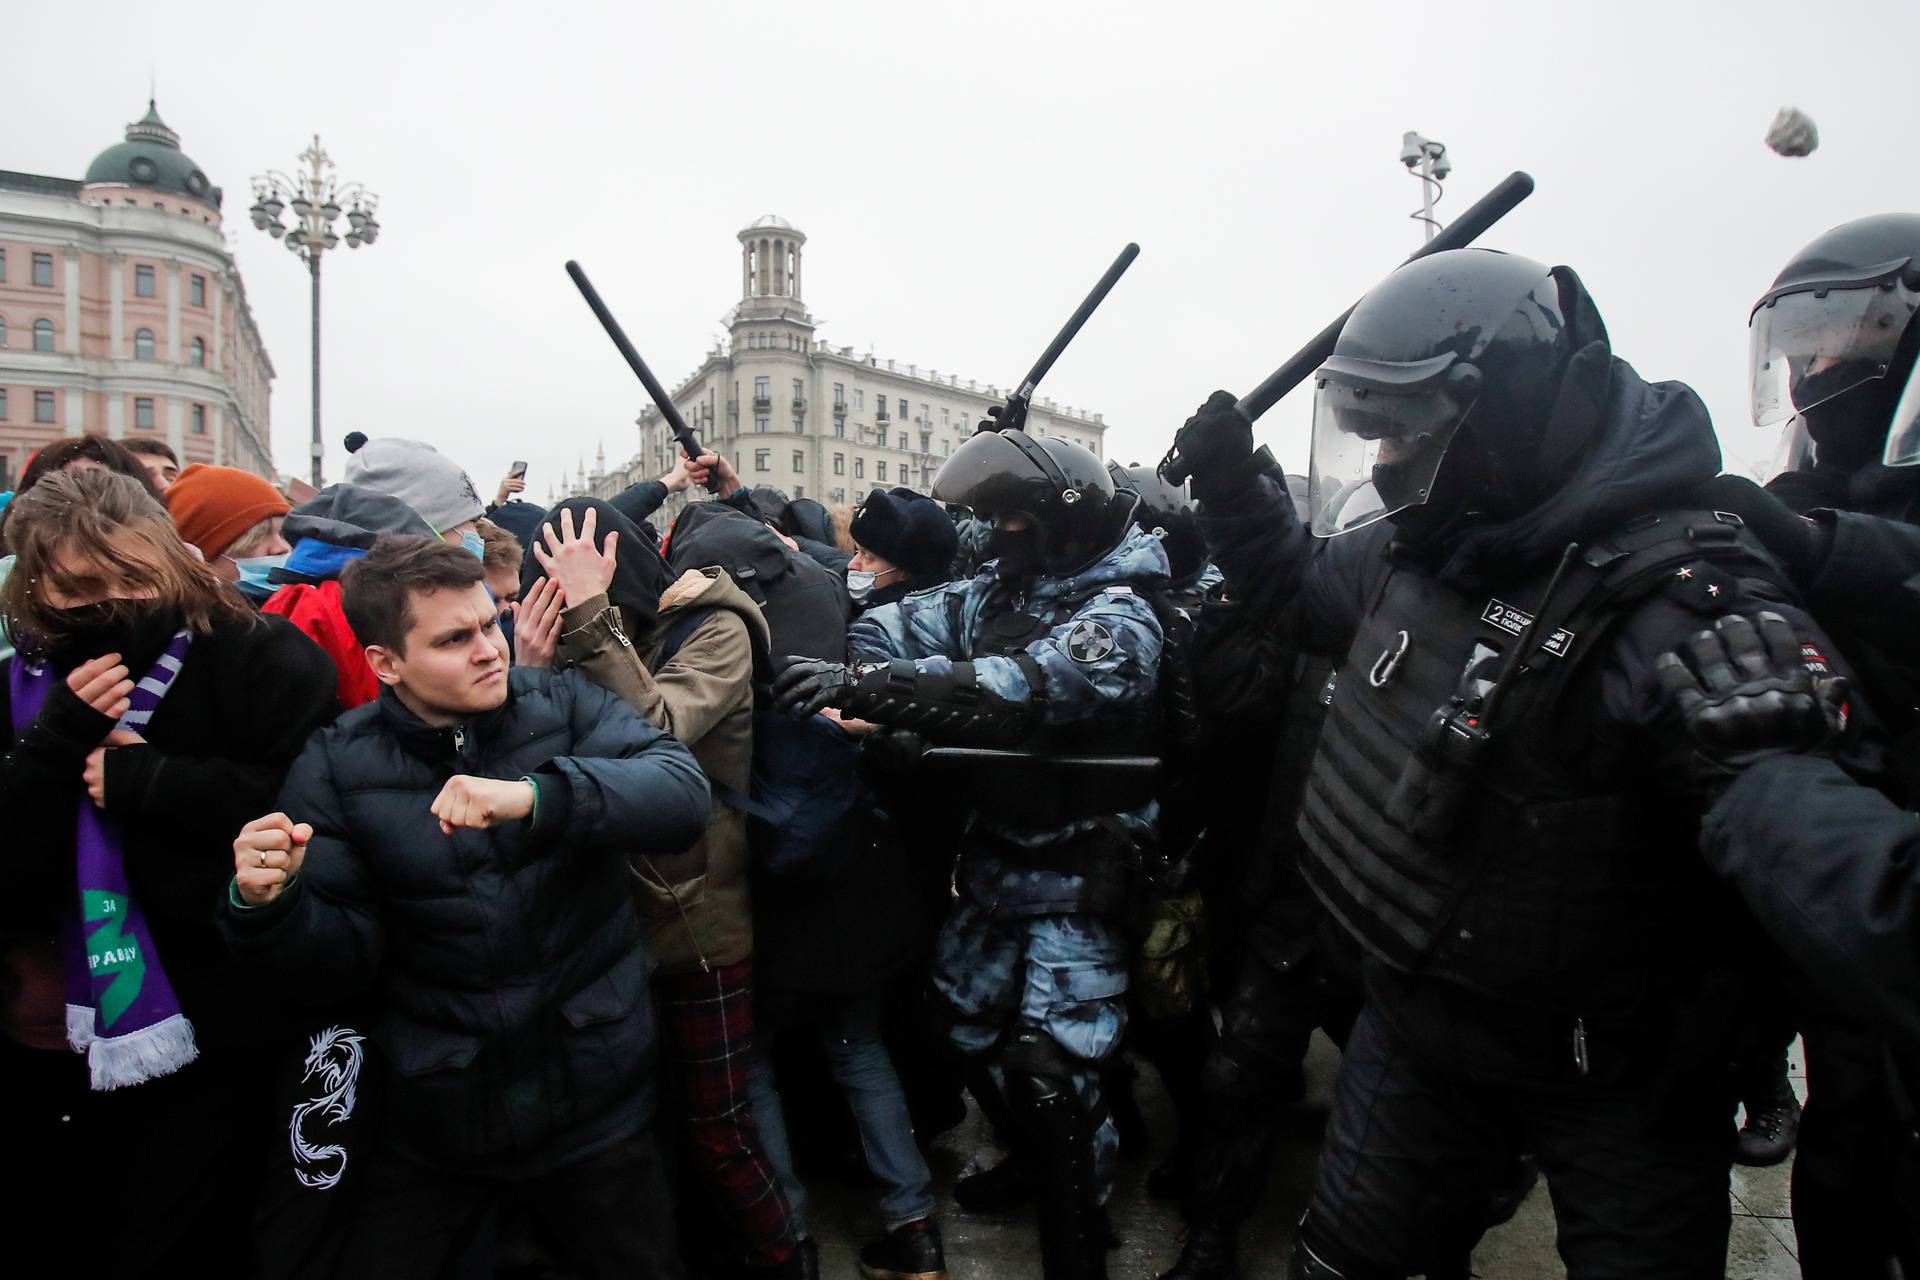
[1001,1028,1082,1103]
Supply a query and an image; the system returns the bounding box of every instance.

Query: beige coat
[559,567,770,974]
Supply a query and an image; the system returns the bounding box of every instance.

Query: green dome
[82,101,221,209]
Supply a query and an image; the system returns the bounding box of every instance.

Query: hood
[276,483,439,586]
[1430,356,1722,588]
[1005,524,1171,604]
[657,566,775,661]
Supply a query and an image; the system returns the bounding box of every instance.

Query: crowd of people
[3,212,1919,1280]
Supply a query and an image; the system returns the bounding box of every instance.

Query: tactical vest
[1299,510,1778,1013]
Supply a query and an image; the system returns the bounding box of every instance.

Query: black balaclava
[522,497,675,642]
[1801,314,1920,473]
[988,524,1042,581]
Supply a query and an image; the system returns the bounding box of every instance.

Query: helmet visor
[1750,277,1920,427]
[1764,415,1819,480]
[1880,361,1920,465]
[1307,378,1471,537]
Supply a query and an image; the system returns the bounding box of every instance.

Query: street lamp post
[248,137,380,488]
[1399,130,1452,244]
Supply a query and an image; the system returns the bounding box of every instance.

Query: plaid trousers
[654,959,798,1268]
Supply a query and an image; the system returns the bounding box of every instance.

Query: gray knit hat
[341,435,485,534]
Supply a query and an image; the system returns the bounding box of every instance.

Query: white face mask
[847,569,878,602]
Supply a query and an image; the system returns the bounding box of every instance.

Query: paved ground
[805,1035,1806,1279]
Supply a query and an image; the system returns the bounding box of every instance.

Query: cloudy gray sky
[12,1,1909,495]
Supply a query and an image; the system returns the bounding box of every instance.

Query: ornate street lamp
[249,137,380,487]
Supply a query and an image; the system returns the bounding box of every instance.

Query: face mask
[989,527,1041,581]
[43,600,181,667]
[460,529,486,560]
[226,552,289,602]
[846,569,878,603]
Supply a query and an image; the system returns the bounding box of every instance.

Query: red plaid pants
[654,958,798,1268]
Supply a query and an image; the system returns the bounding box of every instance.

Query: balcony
[832,401,847,419]
[753,396,772,413]
[792,398,807,416]
[875,408,891,423]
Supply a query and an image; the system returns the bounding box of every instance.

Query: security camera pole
[1401,130,1452,244]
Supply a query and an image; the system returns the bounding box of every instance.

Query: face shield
[1306,352,1479,537]
[1764,415,1818,480]
[1749,262,1920,429]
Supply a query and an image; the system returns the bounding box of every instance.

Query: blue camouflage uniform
[848,525,1168,1198]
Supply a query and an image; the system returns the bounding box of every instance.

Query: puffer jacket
[222,668,710,1176]
[559,567,770,974]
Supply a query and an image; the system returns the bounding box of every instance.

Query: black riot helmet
[1308,248,1604,537]
[933,429,1130,576]
[1749,214,1920,471]
[1107,461,1205,581]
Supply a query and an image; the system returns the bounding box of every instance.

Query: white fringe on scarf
[68,1004,199,1090]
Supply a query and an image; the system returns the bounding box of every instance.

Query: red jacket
[262,580,380,709]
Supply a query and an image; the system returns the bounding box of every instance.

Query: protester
[340,434,486,549]
[0,467,338,1276]
[846,486,958,610]
[122,438,181,493]
[259,485,439,710]
[164,463,294,601]
[523,497,807,1279]
[222,533,709,1279]
[475,517,524,649]
[2,435,162,551]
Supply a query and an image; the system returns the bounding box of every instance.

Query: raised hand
[533,506,618,607]
[515,576,565,670]
[234,812,312,906]
[431,775,536,835]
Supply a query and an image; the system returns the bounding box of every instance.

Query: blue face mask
[228,552,289,602]
[460,529,486,560]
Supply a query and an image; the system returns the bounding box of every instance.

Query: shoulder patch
[1065,619,1117,664]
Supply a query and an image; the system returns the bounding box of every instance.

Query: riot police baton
[995,243,1140,433]
[1159,171,1535,484]
[565,260,720,492]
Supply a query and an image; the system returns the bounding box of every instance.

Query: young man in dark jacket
[222,535,711,1280]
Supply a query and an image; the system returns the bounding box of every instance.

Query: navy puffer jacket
[224,668,710,1175]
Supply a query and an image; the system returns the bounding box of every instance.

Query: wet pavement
[803,1034,1805,1279]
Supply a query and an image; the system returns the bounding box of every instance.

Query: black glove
[976,402,1028,435]
[771,656,857,718]
[1692,474,1830,584]
[1172,390,1255,496]
[1654,612,1845,781]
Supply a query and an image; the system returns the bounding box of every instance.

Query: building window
[833,382,845,407]
[135,264,155,297]
[135,328,156,360]
[190,337,205,367]
[32,253,53,287]
[0,314,6,348]
[0,248,6,280]
[135,397,155,429]
[190,274,205,307]
[0,389,7,419]
[833,453,845,475]
[192,403,206,435]
[33,319,54,352]
[877,461,888,481]
[898,432,908,450]
[755,416,769,432]
[854,458,865,479]
[34,391,56,423]
[898,398,908,419]
[942,408,950,426]
[833,420,845,438]
[754,449,770,471]
[854,389,864,410]
[792,450,805,472]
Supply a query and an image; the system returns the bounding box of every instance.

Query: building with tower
[0,100,277,488]
[590,215,1108,520]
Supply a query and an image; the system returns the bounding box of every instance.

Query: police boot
[953,1152,1032,1213]
[1734,1062,1803,1167]
[1156,1219,1237,1280]
[1008,1053,1108,1279]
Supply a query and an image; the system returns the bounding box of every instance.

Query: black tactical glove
[771,656,858,717]
[1172,390,1255,499]
[1654,611,1845,782]
[1692,474,1831,584]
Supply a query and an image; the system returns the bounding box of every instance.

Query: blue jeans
[750,994,938,1234]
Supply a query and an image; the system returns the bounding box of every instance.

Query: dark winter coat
[0,614,339,1050]
[221,669,710,1176]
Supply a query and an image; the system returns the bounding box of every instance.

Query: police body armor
[1299,510,1776,1014]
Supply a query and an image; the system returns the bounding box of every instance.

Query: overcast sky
[11,1,1910,497]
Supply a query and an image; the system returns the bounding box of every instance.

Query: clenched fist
[234,813,312,906]
[431,775,536,835]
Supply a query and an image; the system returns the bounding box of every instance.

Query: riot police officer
[773,427,1168,1280]
[1168,247,1858,1278]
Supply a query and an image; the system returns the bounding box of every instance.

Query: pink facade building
[0,101,275,488]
